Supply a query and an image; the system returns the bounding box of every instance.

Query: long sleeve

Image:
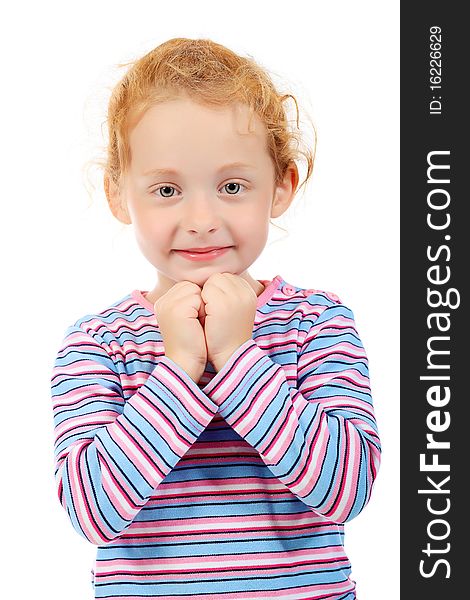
[201,303,381,524]
[51,325,218,545]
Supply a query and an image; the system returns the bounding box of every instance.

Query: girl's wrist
[165,354,203,382]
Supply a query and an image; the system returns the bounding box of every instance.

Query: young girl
[51,38,381,600]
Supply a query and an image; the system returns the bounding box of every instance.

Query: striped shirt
[50,274,381,599]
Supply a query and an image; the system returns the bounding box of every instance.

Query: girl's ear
[270,162,299,218]
[104,175,132,225]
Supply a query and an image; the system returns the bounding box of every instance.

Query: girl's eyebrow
[142,162,255,177]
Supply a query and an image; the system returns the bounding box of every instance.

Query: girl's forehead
[127,98,269,168]
[131,97,266,139]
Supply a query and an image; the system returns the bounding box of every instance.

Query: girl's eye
[156,185,176,198]
[222,182,244,194]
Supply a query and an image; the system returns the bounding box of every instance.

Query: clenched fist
[201,272,257,372]
[153,281,208,383]
[154,273,258,383]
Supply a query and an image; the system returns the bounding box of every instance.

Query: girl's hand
[154,281,208,383]
[201,273,257,372]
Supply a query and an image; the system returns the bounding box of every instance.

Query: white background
[0,1,399,598]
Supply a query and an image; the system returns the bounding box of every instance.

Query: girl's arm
[201,302,382,524]
[51,325,218,545]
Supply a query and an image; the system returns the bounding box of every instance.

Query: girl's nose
[181,194,222,233]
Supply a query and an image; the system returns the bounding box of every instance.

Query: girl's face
[107,96,296,298]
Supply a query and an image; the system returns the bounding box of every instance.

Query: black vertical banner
[401,4,467,598]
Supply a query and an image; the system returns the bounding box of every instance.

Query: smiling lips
[174,246,232,261]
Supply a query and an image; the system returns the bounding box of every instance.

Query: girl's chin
[181,269,236,283]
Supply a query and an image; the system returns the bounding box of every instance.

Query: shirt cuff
[147,356,219,434]
[201,339,284,419]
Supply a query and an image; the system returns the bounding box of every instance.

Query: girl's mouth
[174,247,232,261]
